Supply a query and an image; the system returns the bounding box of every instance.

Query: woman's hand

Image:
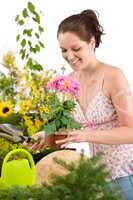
[55,129,89,147]
[24,131,46,151]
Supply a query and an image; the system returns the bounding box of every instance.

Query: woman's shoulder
[102,64,126,84]
[103,64,123,77]
[103,64,129,96]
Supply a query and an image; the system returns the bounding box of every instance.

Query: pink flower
[47,75,80,96]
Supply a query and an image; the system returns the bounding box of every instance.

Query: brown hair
[57,9,104,48]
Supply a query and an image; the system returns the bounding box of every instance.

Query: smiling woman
[0,1,133,198]
[53,9,133,200]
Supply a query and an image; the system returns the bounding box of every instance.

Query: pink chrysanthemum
[47,75,80,96]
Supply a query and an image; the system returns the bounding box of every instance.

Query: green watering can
[1,148,35,187]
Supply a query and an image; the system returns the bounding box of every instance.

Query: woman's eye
[61,49,67,53]
[73,48,81,52]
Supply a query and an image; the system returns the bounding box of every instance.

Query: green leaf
[35,44,40,52]
[0,113,21,125]
[27,58,33,69]
[68,119,81,129]
[22,49,26,59]
[38,26,44,33]
[60,116,69,125]
[42,121,56,135]
[33,63,43,71]
[27,29,33,37]
[21,39,26,47]
[28,40,32,47]
[26,53,29,59]
[19,49,24,55]
[30,47,36,53]
[23,29,32,37]
[29,62,43,71]
[55,119,61,129]
[35,33,40,39]
[27,2,35,14]
[32,16,40,24]
[19,49,26,60]
[15,15,19,22]
[63,100,75,110]
[18,19,24,26]
[35,13,40,24]
[16,34,20,41]
[39,41,45,48]
[22,8,28,18]
[23,29,27,35]
[62,110,69,117]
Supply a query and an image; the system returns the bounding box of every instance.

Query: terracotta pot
[44,135,55,147]
[54,134,67,148]
[44,133,67,148]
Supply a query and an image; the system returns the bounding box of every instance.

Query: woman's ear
[90,37,96,50]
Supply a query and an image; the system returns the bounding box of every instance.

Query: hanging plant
[15,1,45,71]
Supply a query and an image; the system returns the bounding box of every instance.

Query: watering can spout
[1,149,35,186]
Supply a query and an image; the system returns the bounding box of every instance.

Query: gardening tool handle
[2,149,35,171]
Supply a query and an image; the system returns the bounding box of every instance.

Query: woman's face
[58,32,95,71]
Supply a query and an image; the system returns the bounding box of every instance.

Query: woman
[33,10,133,199]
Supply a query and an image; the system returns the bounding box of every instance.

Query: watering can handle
[2,149,35,171]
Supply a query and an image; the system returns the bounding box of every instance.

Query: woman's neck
[79,60,103,81]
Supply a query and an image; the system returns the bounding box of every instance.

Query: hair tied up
[80,9,99,18]
[57,9,104,48]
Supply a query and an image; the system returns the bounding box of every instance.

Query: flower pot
[54,133,68,148]
[44,135,55,147]
[44,133,68,148]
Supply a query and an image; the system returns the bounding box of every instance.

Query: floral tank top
[72,72,133,180]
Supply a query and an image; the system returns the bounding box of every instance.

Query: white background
[0,0,133,155]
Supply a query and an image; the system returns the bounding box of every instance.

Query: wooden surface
[35,150,82,185]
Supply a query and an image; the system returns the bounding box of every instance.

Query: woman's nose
[67,50,75,61]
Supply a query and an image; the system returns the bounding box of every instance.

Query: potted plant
[0,1,81,148]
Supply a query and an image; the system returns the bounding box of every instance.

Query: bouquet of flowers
[0,51,81,143]
[0,2,81,144]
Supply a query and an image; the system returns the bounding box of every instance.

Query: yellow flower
[23,115,36,136]
[0,101,13,117]
[43,95,49,102]
[27,126,37,136]
[31,85,40,97]
[19,99,33,114]
[3,51,16,68]
[34,118,42,129]
[39,105,49,113]
[43,118,48,124]
[44,106,49,113]
[23,115,43,136]
[23,115,33,124]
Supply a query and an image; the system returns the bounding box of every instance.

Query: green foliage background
[0,155,122,200]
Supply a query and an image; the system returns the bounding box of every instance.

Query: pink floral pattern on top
[73,90,133,180]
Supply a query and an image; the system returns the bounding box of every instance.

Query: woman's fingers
[32,131,45,140]
[28,141,45,151]
[25,131,46,151]
[56,135,75,144]
[55,131,78,144]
